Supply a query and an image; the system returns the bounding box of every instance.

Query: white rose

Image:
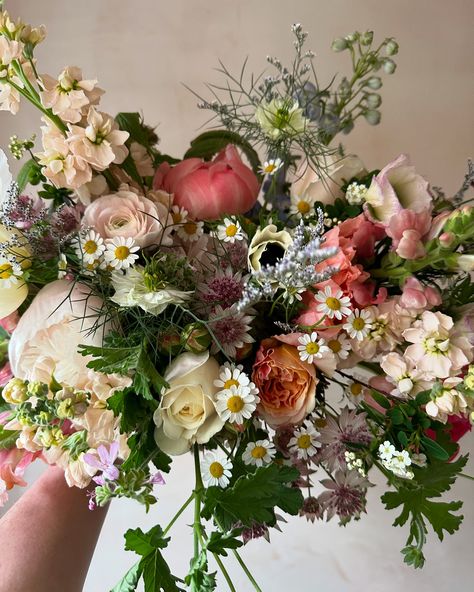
[248,224,292,272]
[153,351,224,455]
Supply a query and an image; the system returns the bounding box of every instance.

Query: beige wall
[1,1,473,591]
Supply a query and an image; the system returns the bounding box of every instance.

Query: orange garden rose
[252,336,318,428]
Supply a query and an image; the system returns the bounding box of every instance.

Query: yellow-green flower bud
[57,398,74,419]
[27,381,48,398]
[3,377,28,404]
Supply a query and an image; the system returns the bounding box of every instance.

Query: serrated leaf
[110,561,142,592]
[141,549,182,592]
[185,551,217,592]
[125,527,167,556]
[0,426,18,450]
[206,529,243,556]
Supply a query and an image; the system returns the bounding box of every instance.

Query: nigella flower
[83,442,120,486]
[197,268,244,310]
[318,469,369,520]
[208,304,254,358]
[317,407,372,471]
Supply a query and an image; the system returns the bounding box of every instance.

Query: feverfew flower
[76,229,105,264]
[216,385,259,423]
[214,363,259,398]
[104,237,139,269]
[345,182,368,205]
[216,218,246,243]
[343,308,373,341]
[242,439,276,467]
[260,158,283,176]
[201,451,233,488]
[297,332,330,364]
[176,219,204,242]
[0,256,22,288]
[289,421,318,460]
[315,286,352,320]
[327,333,351,360]
[170,205,189,226]
[289,193,315,218]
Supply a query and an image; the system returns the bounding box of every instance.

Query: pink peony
[386,208,432,259]
[154,145,260,220]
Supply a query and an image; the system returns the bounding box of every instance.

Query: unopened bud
[364,109,381,125]
[366,76,382,90]
[383,59,397,74]
[331,37,348,52]
[438,231,455,247]
[365,93,382,108]
[385,39,399,56]
[181,323,211,354]
[360,31,374,46]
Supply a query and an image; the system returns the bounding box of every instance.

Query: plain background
[1,1,473,591]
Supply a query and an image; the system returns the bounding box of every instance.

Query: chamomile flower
[289,421,318,460]
[347,381,364,404]
[214,363,259,397]
[343,308,373,341]
[104,237,139,270]
[242,439,276,467]
[177,219,204,242]
[217,218,246,243]
[327,333,351,360]
[77,229,105,264]
[201,451,233,488]
[378,440,396,461]
[170,205,189,226]
[0,256,22,288]
[289,193,315,218]
[297,332,330,364]
[216,385,259,423]
[315,286,352,320]
[260,158,283,176]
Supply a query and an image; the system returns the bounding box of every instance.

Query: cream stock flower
[425,378,467,423]
[153,351,225,455]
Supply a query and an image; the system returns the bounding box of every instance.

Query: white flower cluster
[345,182,368,205]
[344,450,366,477]
[378,441,414,479]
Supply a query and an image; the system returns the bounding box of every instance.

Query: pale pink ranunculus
[252,336,318,428]
[365,154,432,223]
[8,280,110,390]
[400,277,442,310]
[386,208,432,259]
[0,448,40,491]
[82,186,171,248]
[153,145,260,220]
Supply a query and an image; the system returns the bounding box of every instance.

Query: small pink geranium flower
[83,442,120,485]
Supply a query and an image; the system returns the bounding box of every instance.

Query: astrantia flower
[216,385,259,423]
[0,256,22,288]
[197,268,244,310]
[242,439,276,467]
[289,421,318,460]
[260,158,283,176]
[104,236,139,269]
[315,286,352,320]
[297,332,330,364]
[216,218,246,243]
[76,229,105,264]
[319,469,368,520]
[326,333,351,360]
[299,496,323,523]
[214,363,259,397]
[201,451,232,488]
[176,219,204,242]
[289,193,315,218]
[343,308,373,341]
[208,305,254,358]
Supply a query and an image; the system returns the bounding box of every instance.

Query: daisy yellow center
[83,240,98,255]
[184,221,197,235]
[86,260,99,271]
[171,212,182,224]
[251,446,267,459]
[305,342,320,355]
[325,297,341,311]
[265,163,277,173]
[297,434,312,449]
[209,462,224,479]
[225,224,238,237]
[224,378,239,389]
[350,383,363,396]
[352,318,366,331]
[227,395,245,413]
[297,200,311,214]
[114,246,130,260]
[0,263,14,279]
[328,339,341,353]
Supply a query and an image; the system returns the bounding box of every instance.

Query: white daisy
[177,219,204,242]
[170,205,189,226]
[378,440,396,461]
[347,381,364,404]
[242,439,276,467]
[104,237,139,270]
[216,218,246,243]
[214,363,259,398]
[297,332,330,364]
[77,229,105,264]
[0,256,22,288]
[326,333,351,360]
[216,385,259,424]
[315,286,352,320]
[343,308,373,341]
[260,158,283,176]
[288,421,318,460]
[201,451,233,488]
[289,193,315,218]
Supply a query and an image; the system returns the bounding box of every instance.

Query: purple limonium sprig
[84,441,120,486]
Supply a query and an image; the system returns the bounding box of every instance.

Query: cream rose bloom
[153,351,224,455]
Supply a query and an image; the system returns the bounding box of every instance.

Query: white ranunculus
[0,149,12,205]
[248,224,293,272]
[153,351,224,455]
[291,154,366,206]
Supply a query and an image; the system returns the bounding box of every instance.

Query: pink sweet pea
[154,145,260,220]
[386,208,432,259]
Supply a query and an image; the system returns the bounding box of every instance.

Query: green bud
[338,77,351,100]
[181,323,212,354]
[365,93,382,108]
[3,377,28,404]
[157,329,181,355]
[360,31,374,46]
[331,37,348,52]
[366,77,382,90]
[385,39,399,56]
[383,59,397,74]
[364,110,381,125]
[345,32,359,43]
[27,381,49,398]
[57,398,74,419]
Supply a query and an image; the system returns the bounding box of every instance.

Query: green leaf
[134,347,168,401]
[16,158,42,192]
[121,419,171,474]
[206,529,243,556]
[110,561,142,592]
[115,112,155,148]
[0,426,19,450]
[370,390,391,410]
[401,545,425,569]
[202,464,303,530]
[78,342,141,376]
[125,526,169,556]
[141,549,182,592]
[185,551,217,592]
[120,153,145,187]
[420,435,449,461]
[184,130,261,175]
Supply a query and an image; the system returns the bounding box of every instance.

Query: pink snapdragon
[0,448,40,495]
[386,208,432,259]
[400,277,442,310]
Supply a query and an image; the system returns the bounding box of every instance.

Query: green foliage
[201,464,303,530]
[16,158,43,191]
[0,426,18,450]
[37,183,74,207]
[110,562,143,592]
[185,551,217,592]
[443,274,474,316]
[206,529,243,556]
[381,455,467,568]
[115,112,159,151]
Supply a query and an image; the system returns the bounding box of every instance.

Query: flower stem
[460,473,474,481]
[230,547,263,592]
[212,552,237,592]
[193,445,203,562]
[163,492,194,536]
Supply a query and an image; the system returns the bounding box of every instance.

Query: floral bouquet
[1,8,473,591]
